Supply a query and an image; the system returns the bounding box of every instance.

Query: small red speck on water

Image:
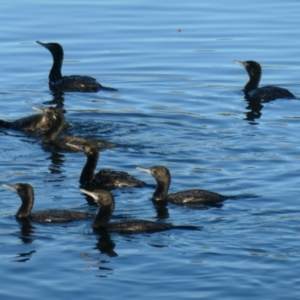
[176,29,181,32]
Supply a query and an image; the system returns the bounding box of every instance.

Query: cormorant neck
[16,187,34,219]
[80,151,99,185]
[43,113,65,143]
[244,73,261,93]
[49,55,63,82]
[153,176,170,202]
[93,203,114,228]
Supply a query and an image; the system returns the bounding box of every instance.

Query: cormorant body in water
[137,166,227,205]
[37,106,116,151]
[68,141,145,189]
[3,183,94,223]
[37,41,117,92]
[81,188,198,234]
[0,106,54,132]
[234,60,296,101]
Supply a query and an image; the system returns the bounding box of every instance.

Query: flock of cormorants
[1,41,296,234]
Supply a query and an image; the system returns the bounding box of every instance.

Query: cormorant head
[36,41,64,60]
[80,189,115,210]
[234,60,262,80]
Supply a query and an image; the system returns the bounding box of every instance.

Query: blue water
[1,0,300,299]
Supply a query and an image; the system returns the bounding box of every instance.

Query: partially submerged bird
[81,188,199,234]
[137,165,227,205]
[68,141,145,189]
[36,106,116,151]
[0,105,54,132]
[234,60,296,101]
[36,41,117,92]
[3,183,94,223]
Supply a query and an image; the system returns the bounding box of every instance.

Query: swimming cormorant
[80,188,198,233]
[36,106,116,151]
[68,141,145,189]
[0,106,54,132]
[137,165,227,205]
[36,41,117,92]
[234,60,296,101]
[3,183,94,222]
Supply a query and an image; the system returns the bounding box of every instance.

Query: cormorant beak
[234,60,247,68]
[31,106,56,119]
[36,41,49,49]
[136,167,153,175]
[3,183,18,193]
[31,106,45,113]
[80,189,98,201]
[66,143,83,151]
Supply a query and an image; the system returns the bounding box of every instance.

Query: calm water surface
[1,0,300,299]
